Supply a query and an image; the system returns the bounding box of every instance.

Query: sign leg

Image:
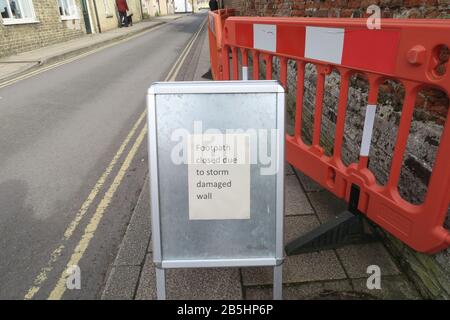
[273,265,283,300]
[156,267,166,300]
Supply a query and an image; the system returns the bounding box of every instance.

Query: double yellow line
[24,17,207,300]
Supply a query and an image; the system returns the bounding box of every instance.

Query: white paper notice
[187,133,250,220]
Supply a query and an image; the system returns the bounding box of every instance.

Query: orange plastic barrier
[207,9,236,80]
[213,16,450,253]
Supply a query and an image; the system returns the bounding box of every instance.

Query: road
[0,12,206,299]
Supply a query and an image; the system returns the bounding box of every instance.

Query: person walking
[116,0,129,27]
[209,0,218,11]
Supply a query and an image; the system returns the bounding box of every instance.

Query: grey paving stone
[241,249,346,286]
[193,28,212,81]
[307,189,347,223]
[135,254,157,300]
[101,266,141,300]
[285,175,314,216]
[242,213,345,286]
[284,215,321,245]
[351,275,422,300]
[135,254,243,300]
[115,177,151,266]
[244,280,353,300]
[294,169,324,192]
[166,268,243,300]
[336,243,401,279]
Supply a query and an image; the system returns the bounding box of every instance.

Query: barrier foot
[285,211,377,255]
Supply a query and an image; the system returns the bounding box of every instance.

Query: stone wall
[225,0,450,299]
[224,0,450,18]
[0,0,86,58]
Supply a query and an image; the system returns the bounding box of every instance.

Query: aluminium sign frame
[147,80,285,299]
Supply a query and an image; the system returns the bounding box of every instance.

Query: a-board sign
[147,81,285,299]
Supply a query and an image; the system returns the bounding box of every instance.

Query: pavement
[0,12,207,300]
[100,23,423,300]
[0,14,187,84]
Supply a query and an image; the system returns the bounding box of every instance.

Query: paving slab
[243,213,346,287]
[241,250,346,286]
[285,175,314,216]
[336,243,401,279]
[136,254,243,300]
[135,254,157,300]
[114,177,151,266]
[284,214,321,244]
[294,168,324,192]
[101,266,141,300]
[193,26,212,81]
[166,268,243,300]
[307,189,347,223]
[351,275,421,300]
[244,280,353,300]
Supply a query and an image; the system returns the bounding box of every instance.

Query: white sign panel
[187,133,251,220]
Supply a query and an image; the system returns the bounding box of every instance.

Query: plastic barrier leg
[285,185,379,255]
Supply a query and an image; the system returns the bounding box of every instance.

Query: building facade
[0,0,150,58]
[141,0,175,16]
[0,0,88,58]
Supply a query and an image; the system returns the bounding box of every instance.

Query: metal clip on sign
[208,11,450,254]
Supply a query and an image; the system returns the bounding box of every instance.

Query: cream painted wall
[126,0,143,21]
[141,0,175,17]
[142,0,159,16]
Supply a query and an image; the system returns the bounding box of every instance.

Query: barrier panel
[207,9,236,80]
[212,16,450,254]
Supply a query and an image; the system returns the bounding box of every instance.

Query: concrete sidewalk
[101,26,422,300]
[0,14,187,84]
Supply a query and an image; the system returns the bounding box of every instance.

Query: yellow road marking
[24,110,147,300]
[48,125,148,300]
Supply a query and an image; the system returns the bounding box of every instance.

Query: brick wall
[0,0,85,58]
[223,0,450,299]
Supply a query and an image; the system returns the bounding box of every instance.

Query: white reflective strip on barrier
[305,26,344,64]
[209,14,215,35]
[360,104,377,157]
[242,66,248,80]
[253,24,277,52]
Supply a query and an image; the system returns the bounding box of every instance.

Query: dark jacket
[116,0,129,13]
[209,0,218,11]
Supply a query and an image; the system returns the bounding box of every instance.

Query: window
[58,0,78,20]
[0,0,37,24]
